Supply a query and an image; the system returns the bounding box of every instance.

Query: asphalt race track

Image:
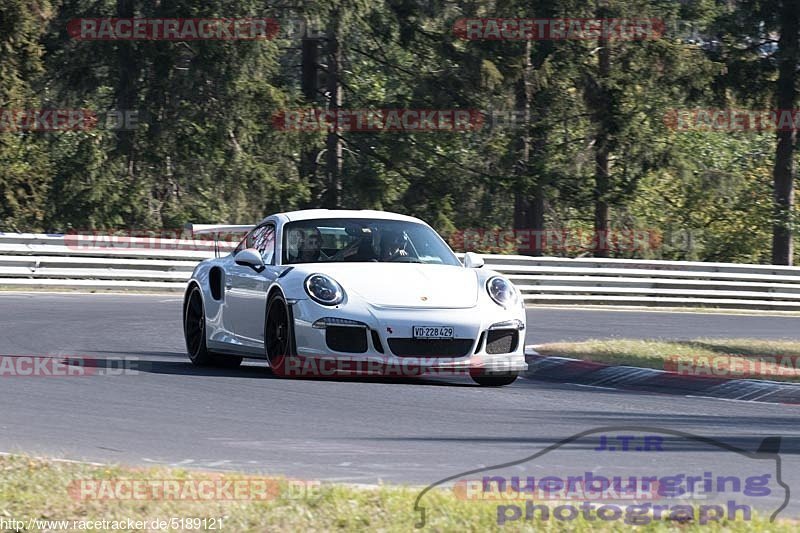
[2,293,800,516]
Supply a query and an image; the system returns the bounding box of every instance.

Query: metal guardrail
[0,233,218,291]
[483,255,800,310]
[1,233,799,309]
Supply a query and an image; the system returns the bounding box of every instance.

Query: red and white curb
[523,346,800,405]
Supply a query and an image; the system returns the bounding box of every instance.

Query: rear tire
[184,285,242,368]
[471,372,519,387]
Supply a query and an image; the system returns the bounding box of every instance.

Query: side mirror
[463,252,484,269]
[235,248,265,272]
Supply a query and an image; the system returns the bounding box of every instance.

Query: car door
[225,224,279,350]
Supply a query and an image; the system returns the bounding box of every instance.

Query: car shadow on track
[81,350,478,386]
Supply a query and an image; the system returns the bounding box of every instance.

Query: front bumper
[286,298,527,377]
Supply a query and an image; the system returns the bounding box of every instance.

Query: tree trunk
[325,12,343,209]
[594,145,610,258]
[593,29,612,258]
[300,30,321,206]
[513,40,544,255]
[115,0,136,161]
[771,0,798,265]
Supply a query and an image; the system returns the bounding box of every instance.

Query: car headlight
[305,274,344,305]
[487,276,516,307]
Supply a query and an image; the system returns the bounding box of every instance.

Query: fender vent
[209,268,223,300]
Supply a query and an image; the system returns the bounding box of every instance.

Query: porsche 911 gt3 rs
[183,209,527,386]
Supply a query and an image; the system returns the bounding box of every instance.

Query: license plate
[412,326,454,339]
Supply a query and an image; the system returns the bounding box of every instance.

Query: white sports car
[183,209,527,386]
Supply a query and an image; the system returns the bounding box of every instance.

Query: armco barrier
[0,232,220,292]
[1,233,799,309]
[484,255,800,310]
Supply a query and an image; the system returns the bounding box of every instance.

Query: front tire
[184,285,242,368]
[471,372,519,387]
[265,291,294,377]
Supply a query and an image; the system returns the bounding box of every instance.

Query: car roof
[265,209,426,225]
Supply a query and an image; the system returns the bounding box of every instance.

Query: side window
[234,228,259,255]
[234,233,249,255]
[245,226,263,250]
[253,225,275,264]
[234,225,268,256]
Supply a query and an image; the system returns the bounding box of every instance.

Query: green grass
[535,338,800,382]
[0,454,795,531]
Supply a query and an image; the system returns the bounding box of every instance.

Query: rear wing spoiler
[185,223,255,258]
[186,224,255,236]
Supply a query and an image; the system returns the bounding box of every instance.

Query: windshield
[282,218,460,266]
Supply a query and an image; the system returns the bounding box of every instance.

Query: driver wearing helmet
[380,230,409,261]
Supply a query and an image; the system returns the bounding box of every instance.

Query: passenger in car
[297,228,327,263]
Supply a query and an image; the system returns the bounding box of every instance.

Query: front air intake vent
[387,338,474,357]
[485,330,518,354]
[326,326,368,353]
